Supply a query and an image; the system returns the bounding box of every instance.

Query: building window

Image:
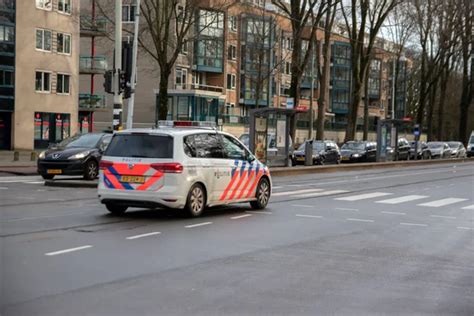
[227,73,236,90]
[177,5,184,21]
[122,4,136,23]
[56,73,70,94]
[57,33,71,54]
[285,62,291,75]
[0,25,14,43]
[286,37,293,50]
[58,0,71,14]
[35,71,51,93]
[229,15,237,32]
[35,29,51,51]
[36,0,52,10]
[228,45,236,61]
[175,68,187,89]
[0,69,14,87]
[225,102,235,115]
[180,39,188,55]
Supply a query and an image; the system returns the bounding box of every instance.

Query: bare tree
[340,0,400,143]
[457,0,473,143]
[98,0,228,121]
[315,0,340,140]
[272,0,329,139]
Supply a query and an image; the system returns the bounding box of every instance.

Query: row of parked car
[289,139,471,166]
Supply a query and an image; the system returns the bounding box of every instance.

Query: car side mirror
[247,154,256,163]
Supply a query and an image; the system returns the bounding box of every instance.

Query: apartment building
[0,0,80,150]
[79,0,409,141]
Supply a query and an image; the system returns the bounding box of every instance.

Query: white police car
[98,121,271,217]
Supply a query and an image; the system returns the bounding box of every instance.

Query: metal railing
[79,56,107,73]
[80,16,107,34]
[79,94,106,109]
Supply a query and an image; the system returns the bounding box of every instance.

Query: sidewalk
[0,150,38,176]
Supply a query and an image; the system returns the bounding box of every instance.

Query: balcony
[79,94,106,110]
[80,16,107,37]
[80,56,107,74]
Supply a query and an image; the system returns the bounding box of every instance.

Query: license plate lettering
[120,176,145,183]
[47,169,62,174]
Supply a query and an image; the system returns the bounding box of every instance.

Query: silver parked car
[427,142,451,159]
[447,141,467,158]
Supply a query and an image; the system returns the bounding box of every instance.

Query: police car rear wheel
[250,178,270,209]
[185,184,206,217]
[105,203,128,215]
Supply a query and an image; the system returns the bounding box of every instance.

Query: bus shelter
[248,108,303,167]
[376,119,414,162]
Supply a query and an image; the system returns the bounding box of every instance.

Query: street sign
[286,98,294,109]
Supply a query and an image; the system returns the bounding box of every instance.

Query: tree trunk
[363,67,369,140]
[437,69,449,140]
[416,54,427,126]
[316,30,331,140]
[426,78,438,141]
[158,68,171,121]
[345,74,362,143]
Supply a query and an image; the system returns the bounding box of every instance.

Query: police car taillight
[151,163,183,173]
[99,160,113,170]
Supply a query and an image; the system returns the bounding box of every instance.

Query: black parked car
[37,133,112,180]
[386,138,410,161]
[340,141,377,163]
[409,141,431,160]
[293,140,341,165]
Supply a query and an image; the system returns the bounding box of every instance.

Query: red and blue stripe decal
[219,160,268,201]
[103,163,164,191]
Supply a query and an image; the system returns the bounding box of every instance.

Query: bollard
[304,140,313,166]
[31,151,37,161]
[13,151,19,161]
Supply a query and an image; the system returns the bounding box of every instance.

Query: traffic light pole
[126,0,140,130]
[113,0,123,131]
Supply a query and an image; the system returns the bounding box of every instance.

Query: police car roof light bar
[157,120,217,129]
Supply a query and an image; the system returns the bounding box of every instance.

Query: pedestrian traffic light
[103,70,114,94]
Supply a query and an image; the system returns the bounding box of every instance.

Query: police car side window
[183,135,197,157]
[194,133,224,159]
[222,135,247,160]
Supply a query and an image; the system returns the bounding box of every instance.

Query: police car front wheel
[185,183,206,217]
[250,177,270,209]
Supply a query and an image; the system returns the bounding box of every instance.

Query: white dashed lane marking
[461,205,474,210]
[292,204,313,208]
[400,222,428,227]
[185,222,213,228]
[45,245,93,256]
[295,214,323,219]
[126,232,161,240]
[381,211,406,215]
[430,215,457,219]
[335,207,359,212]
[272,188,324,197]
[457,227,474,230]
[230,214,252,220]
[335,192,392,201]
[295,190,348,198]
[375,195,428,204]
[246,211,272,215]
[346,218,375,223]
[418,198,468,207]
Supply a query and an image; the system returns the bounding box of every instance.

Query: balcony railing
[219,114,249,125]
[80,17,107,36]
[80,56,107,74]
[79,94,106,110]
[173,83,224,94]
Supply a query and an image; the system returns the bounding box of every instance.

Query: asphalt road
[1,162,473,315]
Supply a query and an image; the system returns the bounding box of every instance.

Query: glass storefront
[34,112,70,149]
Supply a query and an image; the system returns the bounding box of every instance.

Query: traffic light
[103,70,114,94]
[413,124,420,140]
[121,42,133,99]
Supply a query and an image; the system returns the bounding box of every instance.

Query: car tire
[84,159,98,180]
[105,203,128,215]
[250,177,270,210]
[185,183,206,217]
[41,174,54,180]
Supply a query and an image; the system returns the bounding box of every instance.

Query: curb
[270,157,474,177]
[44,180,98,188]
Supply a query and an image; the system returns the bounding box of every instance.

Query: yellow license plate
[342,157,349,160]
[47,169,62,174]
[120,176,145,183]
[297,157,305,161]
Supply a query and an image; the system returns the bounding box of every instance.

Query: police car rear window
[105,134,173,158]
